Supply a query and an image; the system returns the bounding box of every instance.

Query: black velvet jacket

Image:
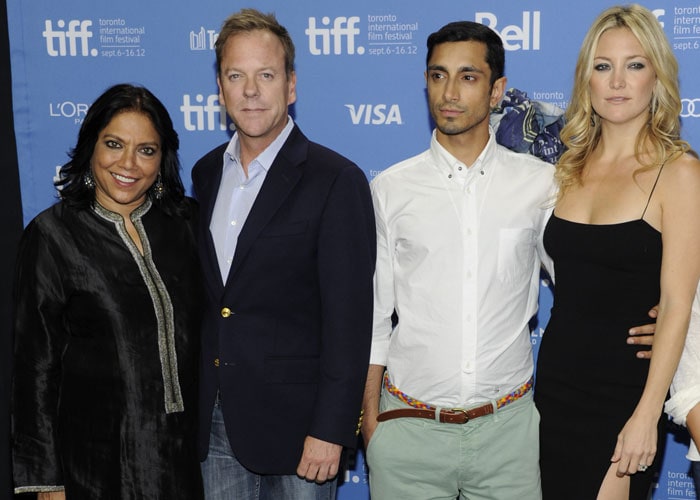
[12,199,204,499]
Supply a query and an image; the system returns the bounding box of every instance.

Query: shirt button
[230,220,237,226]
[463,361,473,373]
[221,307,232,318]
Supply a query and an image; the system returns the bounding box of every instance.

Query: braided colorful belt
[384,371,534,411]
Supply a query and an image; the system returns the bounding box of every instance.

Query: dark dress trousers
[193,125,376,474]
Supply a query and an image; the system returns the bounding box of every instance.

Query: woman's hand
[611,412,658,476]
[38,491,65,500]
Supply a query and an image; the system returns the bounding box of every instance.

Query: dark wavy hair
[55,83,188,217]
[426,21,505,86]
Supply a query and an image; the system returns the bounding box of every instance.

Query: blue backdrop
[7,1,700,498]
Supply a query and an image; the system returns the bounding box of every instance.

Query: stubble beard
[436,109,489,137]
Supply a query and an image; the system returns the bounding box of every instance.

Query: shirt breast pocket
[497,228,536,284]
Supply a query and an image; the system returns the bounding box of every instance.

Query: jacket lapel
[200,144,228,293]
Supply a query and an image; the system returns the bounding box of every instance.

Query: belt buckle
[448,407,469,424]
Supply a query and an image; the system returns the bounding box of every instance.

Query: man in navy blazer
[192,8,376,499]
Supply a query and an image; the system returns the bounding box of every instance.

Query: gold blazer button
[214,358,220,367]
[221,307,232,318]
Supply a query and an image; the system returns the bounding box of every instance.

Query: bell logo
[345,104,403,125]
[306,16,364,55]
[43,20,97,56]
[475,11,540,51]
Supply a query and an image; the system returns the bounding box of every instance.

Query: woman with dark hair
[55,83,187,217]
[11,84,204,499]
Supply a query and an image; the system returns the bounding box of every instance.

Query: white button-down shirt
[370,129,556,407]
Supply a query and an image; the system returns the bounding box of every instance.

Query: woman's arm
[613,154,700,476]
[12,220,68,492]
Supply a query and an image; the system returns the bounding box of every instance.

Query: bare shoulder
[665,151,700,174]
[654,152,700,233]
[660,152,700,191]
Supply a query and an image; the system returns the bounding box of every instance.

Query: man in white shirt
[361,20,654,499]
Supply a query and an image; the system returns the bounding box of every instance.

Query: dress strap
[641,161,666,220]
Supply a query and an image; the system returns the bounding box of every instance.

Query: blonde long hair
[556,4,691,195]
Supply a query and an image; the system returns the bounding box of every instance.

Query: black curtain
[1,0,25,497]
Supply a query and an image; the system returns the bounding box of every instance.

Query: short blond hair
[215,8,295,77]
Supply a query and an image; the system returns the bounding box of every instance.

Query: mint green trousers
[366,383,542,500]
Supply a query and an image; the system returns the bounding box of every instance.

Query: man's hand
[361,412,378,450]
[361,364,385,449]
[627,305,658,359]
[296,436,342,483]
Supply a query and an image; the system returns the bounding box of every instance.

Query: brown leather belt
[376,403,494,424]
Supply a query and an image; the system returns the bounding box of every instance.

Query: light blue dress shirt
[210,117,295,282]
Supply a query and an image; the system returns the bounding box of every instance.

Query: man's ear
[490,76,507,108]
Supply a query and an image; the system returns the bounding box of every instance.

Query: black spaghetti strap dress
[535,173,666,499]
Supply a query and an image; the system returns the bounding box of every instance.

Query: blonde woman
[534,5,700,499]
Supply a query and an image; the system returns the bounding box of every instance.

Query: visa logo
[345,104,403,125]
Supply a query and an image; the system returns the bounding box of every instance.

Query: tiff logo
[181,94,230,131]
[345,104,403,125]
[43,20,97,56]
[652,9,665,27]
[306,16,364,55]
[190,27,217,50]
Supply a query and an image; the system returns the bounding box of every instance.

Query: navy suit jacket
[192,125,376,474]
